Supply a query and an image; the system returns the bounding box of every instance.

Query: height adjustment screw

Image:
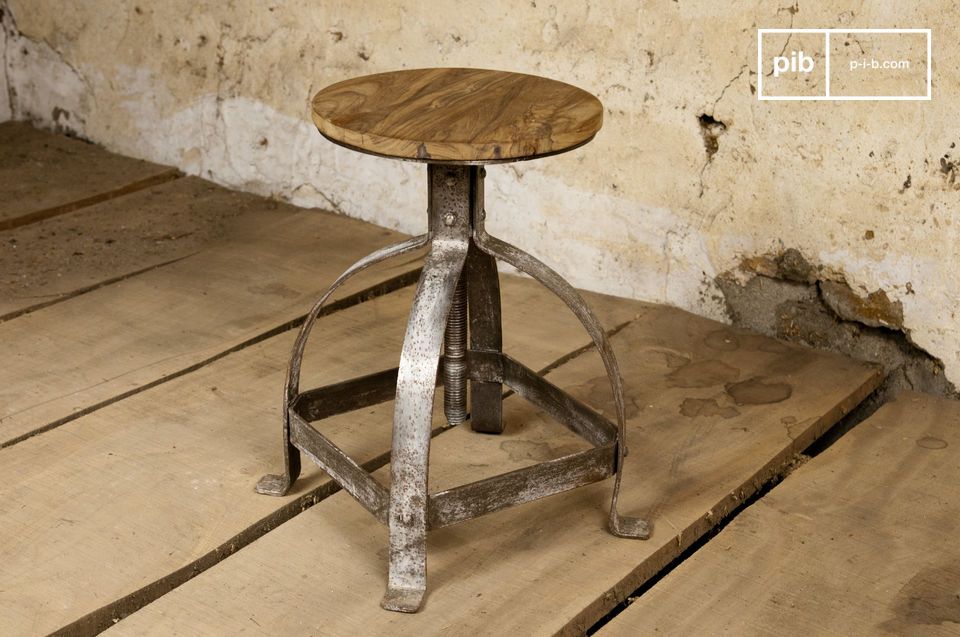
[443,213,455,226]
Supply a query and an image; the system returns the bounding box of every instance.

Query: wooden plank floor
[597,392,960,637]
[0,124,887,636]
[106,312,880,636]
[0,181,421,447]
[0,176,278,319]
[0,276,639,636]
[0,122,179,229]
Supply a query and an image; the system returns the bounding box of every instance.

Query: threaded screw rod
[443,277,468,425]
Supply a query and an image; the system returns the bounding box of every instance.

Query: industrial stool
[257,68,649,613]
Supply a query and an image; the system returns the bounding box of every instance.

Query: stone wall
[2,0,957,389]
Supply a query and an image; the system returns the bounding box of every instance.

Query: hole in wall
[697,113,727,159]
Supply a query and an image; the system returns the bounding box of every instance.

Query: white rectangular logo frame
[757,28,932,101]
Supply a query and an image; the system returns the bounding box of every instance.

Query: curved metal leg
[383,164,473,612]
[473,226,650,539]
[256,233,431,497]
[383,242,469,612]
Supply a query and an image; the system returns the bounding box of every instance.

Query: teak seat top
[310,68,603,164]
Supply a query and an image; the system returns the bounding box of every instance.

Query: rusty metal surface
[255,232,430,497]
[383,165,472,611]
[427,445,615,529]
[289,412,390,523]
[295,368,400,421]
[479,351,617,446]
[258,161,649,614]
[464,169,504,434]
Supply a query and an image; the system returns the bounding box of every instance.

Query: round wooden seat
[311,68,603,164]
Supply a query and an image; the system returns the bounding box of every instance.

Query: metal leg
[465,242,504,433]
[473,224,650,540]
[256,233,431,497]
[383,165,472,612]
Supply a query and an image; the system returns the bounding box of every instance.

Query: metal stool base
[257,164,649,613]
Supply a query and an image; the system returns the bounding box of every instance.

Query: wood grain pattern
[311,68,603,163]
[0,122,179,228]
[105,312,880,637]
[0,189,418,448]
[599,392,960,637]
[0,276,641,636]
[0,177,275,319]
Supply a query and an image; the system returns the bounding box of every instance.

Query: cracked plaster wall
[3,1,959,385]
[0,4,11,121]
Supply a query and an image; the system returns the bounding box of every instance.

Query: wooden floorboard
[104,308,881,637]
[0,122,179,229]
[0,121,891,637]
[598,391,960,637]
[0,176,292,319]
[0,186,421,447]
[0,275,641,637]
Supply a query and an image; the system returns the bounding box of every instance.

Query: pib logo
[772,50,815,77]
[759,28,931,100]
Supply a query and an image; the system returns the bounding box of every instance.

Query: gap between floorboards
[0,267,423,450]
[583,380,889,635]
[0,169,183,232]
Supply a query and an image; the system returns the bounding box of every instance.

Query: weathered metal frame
[257,164,649,613]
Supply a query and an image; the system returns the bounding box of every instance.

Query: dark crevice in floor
[585,378,887,635]
[0,169,183,232]
[0,251,200,324]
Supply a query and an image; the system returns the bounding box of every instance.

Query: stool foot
[254,473,292,497]
[381,586,426,613]
[256,418,300,496]
[255,429,300,496]
[610,514,651,539]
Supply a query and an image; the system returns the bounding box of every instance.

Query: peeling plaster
[720,247,957,403]
[0,2,12,122]
[4,5,86,135]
